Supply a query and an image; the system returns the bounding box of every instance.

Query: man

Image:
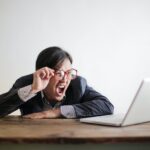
[0,46,114,119]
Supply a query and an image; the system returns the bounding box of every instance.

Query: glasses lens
[69,69,77,79]
[55,70,64,79]
[55,69,77,80]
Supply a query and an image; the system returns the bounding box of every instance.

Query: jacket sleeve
[0,74,34,117]
[73,85,114,118]
[0,78,26,117]
[0,88,24,117]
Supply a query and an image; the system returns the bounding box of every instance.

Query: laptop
[80,78,150,126]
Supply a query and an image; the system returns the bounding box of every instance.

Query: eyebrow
[55,68,72,72]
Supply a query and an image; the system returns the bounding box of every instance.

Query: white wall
[0,0,150,115]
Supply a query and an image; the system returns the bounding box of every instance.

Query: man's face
[43,58,72,101]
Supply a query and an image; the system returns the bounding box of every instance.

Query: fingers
[37,67,55,80]
[31,67,55,93]
[22,110,59,119]
[23,112,45,119]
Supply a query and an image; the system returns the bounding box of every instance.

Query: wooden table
[0,116,150,150]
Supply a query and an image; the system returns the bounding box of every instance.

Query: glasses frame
[54,68,78,80]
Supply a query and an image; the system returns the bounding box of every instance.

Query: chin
[55,96,64,101]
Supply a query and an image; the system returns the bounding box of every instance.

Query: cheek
[48,78,58,89]
[66,80,71,88]
[51,77,58,84]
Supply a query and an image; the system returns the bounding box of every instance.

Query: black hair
[36,46,73,70]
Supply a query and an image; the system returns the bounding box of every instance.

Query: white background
[0,0,150,115]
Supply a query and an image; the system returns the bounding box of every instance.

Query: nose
[61,73,68,82]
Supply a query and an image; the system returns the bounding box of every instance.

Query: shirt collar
[41,91,65,108]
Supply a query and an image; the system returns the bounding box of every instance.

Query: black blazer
[0,74,114,118]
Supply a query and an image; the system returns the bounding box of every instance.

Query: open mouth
[56,85,65,96]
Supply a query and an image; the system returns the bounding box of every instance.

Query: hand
[31,67,55,94]
[23,108,61,119]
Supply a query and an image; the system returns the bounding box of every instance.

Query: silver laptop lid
[122,78,150,126]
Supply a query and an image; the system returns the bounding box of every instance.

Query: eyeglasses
[54,68,77,80]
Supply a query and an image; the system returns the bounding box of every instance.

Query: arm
[0,87,24,117]
[23,85,114,119]
[0,80,37,117]
[0,84,62,119]
[73,85,114,118]
[0,67,55,118]
[22,75,114,119]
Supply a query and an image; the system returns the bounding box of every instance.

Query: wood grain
[0,116,150,143]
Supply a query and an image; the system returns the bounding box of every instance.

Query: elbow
[106,102,114,115]
[109,104,114,114]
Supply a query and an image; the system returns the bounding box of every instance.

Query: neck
[43,91,53,102]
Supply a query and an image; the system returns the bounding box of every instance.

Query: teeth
[58,85,65,88]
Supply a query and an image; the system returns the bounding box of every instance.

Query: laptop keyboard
[94,114,124,124]
[80,114,125,125]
